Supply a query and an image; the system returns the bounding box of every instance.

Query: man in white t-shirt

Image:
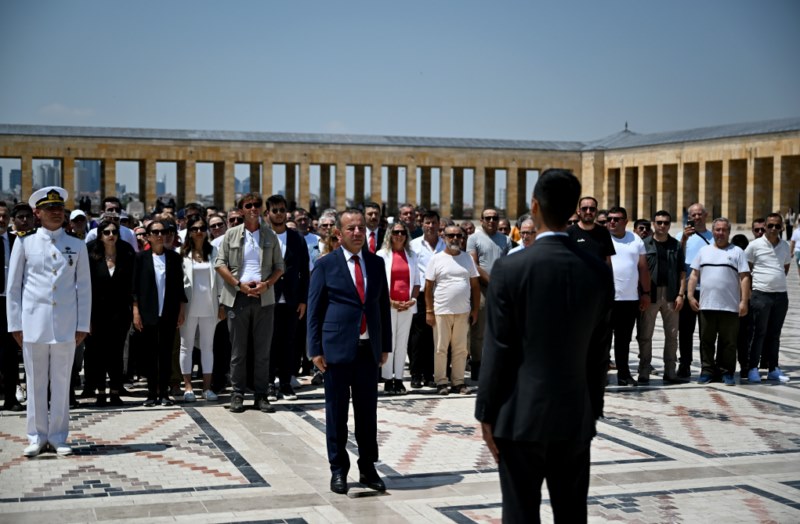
[687,218,750,385]
[744,213,792,383]
[425,225,480,395]
[606,206,650,386]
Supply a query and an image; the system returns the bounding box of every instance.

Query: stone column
[214,160,235,211]
[62,157,75,205]
[335,162,347,210]
[474,165,486,214]
[176,159,196,207]
[260,162,272,202]
[720,159,733,222]
[440,164,452,219]
[604,168,619,210]
[621,166,637,217]
[370,163,382,204]
[639,166,655,220]
[21,154,32,201]
[102,159,117,202]
[319,164,332,210]
[452,167,464,218]
[249,162,262,196]
[297,161,309,210]
[406,163,417,206]
[353,165,366,206]
[745,156,757,225]
[140,158,157,211]
[387,165,399,213]
[285,163,297,204]
[506,166,520,218]
[773,155,785,214]
[420,166,432,209]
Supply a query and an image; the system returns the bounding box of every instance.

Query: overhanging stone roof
[1,116,799,153]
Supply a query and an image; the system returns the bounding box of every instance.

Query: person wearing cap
[84,197,139,252]
[6,186,91,457]
[68,210,89,240]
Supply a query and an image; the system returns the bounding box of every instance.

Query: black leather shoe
[677,364,691,379]
[617,377,638,387]
[663,376,689,385]
[3,403,24,412]
[330,473,348,494]
[359,471,386,492]
[256,396,275,413]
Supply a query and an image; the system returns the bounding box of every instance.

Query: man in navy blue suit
[307,208,392,495]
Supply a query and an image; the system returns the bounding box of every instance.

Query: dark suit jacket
[132,249,187,327]
[362,227,385,255]
[87,239,136,324]
[274,228,310,306]
[307,247,392,365]
[475,235,614,443]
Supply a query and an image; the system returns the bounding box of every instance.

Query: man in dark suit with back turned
[307,208,392,495]
[475,169,614,523]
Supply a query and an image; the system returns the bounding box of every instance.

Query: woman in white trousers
[376,222,420,395]
[179,217,222,402]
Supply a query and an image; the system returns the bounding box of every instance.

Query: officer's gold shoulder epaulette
[16,228,37,237]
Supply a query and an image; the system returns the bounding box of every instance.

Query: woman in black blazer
[85,219,136,406]
[132,219,187,406]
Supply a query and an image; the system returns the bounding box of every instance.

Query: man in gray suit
[475,169,614,523]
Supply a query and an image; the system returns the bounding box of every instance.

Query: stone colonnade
[582,133,800,225]
[1,127,799,223]
[0,136,579,218]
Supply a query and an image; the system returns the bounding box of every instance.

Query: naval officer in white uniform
[7,186,91,457]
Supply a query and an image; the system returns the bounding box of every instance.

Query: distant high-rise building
[34,163,60,189]
[76,160,101,194]
[10,169,22,192]
[156,176,166,196]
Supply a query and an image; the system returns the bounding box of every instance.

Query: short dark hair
[184,202,204,215]
[752,217,766,226]
[266,194,287,210]
[766,212,783,223]
[238,192,263,209]
[653,210,672,221]
[578,196,598,208]
[532,169,581,228]
[146,218,171,234]
[731,234,749,250]
[102,196,122,207]
[608,206,628,220]
[364,201,381,213]
[422,210,440,222]
[633,219,651,229]
[336,208,365,229]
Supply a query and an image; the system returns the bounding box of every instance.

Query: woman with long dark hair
[85,219,136,406]
[178,217,221,401]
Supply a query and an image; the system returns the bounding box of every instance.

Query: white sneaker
[23,442,46,457]
[16,385,26,403]
[183,390,197,402]
[203,390,218,401]
[52,443,73,456]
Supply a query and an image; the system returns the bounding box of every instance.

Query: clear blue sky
[1,0,798,201]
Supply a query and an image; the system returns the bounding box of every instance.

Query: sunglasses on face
[101,229,119,237]
[243,202,262,210]
[391,230,407,236]
[190,226,208,233]
[753,227,765,233]
[596,220,607,226]
[209,222,224,229]
[106,207,121,213]
[636,226,650,231]
[608,217,624,222]
[229,217,244,225]
[445,233,464,239]
[655,220,670,226]
[766,223,782,230]
[319,223,333,228]
[482,216,499,222]
[580,206,597,212]
[149,229,166,236]
[270,207,286,214]
[520,230,535,236]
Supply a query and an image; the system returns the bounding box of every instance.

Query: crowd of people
[1,185,797,463]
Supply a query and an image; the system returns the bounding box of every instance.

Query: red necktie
[352,255,367,335]
[369,231,376,253]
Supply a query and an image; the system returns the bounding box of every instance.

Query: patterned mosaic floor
[0,272,798,522]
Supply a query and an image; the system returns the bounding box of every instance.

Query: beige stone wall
[1,129,798,223]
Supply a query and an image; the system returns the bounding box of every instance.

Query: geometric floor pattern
[1,265,799,522]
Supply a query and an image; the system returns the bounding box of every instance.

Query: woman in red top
[376,222,420,395]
